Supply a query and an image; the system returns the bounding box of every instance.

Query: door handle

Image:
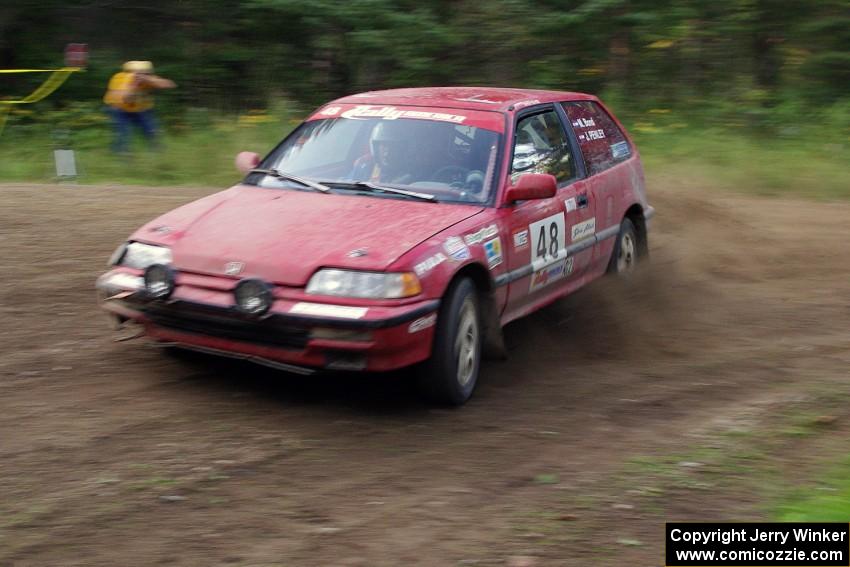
[576,193,589,208]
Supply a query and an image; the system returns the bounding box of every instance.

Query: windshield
[250,113,503,204]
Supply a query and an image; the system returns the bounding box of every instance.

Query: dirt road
[1,179,848,566]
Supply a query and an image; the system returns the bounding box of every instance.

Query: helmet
[369,121,408,167]
[123,60,154,74]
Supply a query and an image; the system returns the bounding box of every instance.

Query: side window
[511,110,575,184]
[562,101,631,175]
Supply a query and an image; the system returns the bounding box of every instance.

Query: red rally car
[97,87,654,405]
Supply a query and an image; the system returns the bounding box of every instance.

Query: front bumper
[96,270,439,373]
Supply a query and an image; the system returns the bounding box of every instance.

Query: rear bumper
[97,270,438,373]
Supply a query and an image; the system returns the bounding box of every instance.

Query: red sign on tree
[64,44,88,68]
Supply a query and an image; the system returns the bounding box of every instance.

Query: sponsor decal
[319,106,341,116]
[483,237,503,269]
[224,261,244,276]
[611,140,631,159]
[529,257,574,292]
[513,99,541,110]
[444,236,471,261]
[572,117,596,128]
[340,105,467,124]
[564,197,577,212]
[577,129,605,142]
[453,94,499,105]
[414,252,447,276]
[408,313,437,333]
[290,302,368,319]
[464,224,499,245]
[571,218,596,242]
[513,229,529,250]
[529,212,567,270]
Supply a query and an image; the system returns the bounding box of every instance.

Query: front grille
[143,302,309,349]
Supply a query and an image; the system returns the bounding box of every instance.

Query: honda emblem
[224,261,244,276]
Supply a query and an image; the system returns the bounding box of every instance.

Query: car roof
[330,86,597,113]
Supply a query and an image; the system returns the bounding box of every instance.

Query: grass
[612,393,850,523]
[636,128,850,201]
[774,455,850,522]
[0,105,299,187]
[0,103,848,200]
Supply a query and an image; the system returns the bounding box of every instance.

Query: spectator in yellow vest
[103,61,176,153]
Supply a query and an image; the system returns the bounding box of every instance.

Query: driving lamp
[234,279,273,316]
[144,264,176,299]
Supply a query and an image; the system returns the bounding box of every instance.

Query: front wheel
[417,278,481,406]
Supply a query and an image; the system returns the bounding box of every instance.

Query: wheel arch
[452,262,494,296]
[624,203,649,257]
[442,262,506,359]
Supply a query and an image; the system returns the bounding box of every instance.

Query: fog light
[234,278,273,316]
[144,264,176,299]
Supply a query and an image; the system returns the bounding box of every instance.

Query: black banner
[666,523,850,566]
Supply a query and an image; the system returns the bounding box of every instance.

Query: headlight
[108,242,128,266]
[121,242,172,269]
[306,269,422,299]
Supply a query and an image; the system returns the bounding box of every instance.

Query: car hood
[133,185,483,286]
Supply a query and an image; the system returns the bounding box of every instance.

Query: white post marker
[54,149,77,180]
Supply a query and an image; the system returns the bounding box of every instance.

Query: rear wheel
[608,217,639,275]
[417,278,481,406]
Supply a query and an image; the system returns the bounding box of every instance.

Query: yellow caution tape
[0,67,82,135]
[0,68,82,104]
[0,68,81,73]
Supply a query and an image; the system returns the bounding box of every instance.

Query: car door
[502,106,595,319]
[561,100,635,277]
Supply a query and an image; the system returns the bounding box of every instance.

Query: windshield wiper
[346,181,437,202]
[249,168,330,193]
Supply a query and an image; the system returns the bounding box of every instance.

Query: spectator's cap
[123,60,154,74]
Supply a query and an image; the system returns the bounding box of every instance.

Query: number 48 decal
[536,221,559,259]
[529,212,566,269]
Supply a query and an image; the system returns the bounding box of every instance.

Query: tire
[417,278,482,406]
[607,217,639,275]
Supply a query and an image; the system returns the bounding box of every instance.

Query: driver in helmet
[350,121,412,184]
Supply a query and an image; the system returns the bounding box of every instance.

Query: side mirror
[235,151,261,175]
[504,173,558,203]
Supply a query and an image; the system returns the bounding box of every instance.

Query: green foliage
[2,0,847,112]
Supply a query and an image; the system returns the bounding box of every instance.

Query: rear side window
[511,110,576,184]
[562,101,631,175]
